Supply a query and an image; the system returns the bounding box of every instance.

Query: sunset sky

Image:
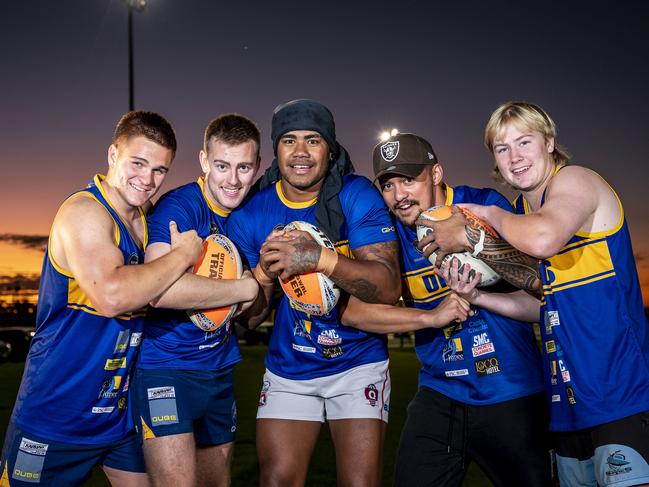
[1,1,648,305]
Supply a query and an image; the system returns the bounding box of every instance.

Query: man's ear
[431,163,444,185]
[107,144,117,168]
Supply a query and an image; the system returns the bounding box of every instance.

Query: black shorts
[394,387,554,487]
[554,410,649,487]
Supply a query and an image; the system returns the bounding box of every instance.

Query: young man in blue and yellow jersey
[434,101,649,487]
[227,99,402,487]
[131,114,260,487]
[0,111,203,486]
[342,132,552,486]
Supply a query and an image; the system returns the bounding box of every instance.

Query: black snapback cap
[373,133,438,181]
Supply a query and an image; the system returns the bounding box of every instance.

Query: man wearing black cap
[227,99,402,486]
[342,132,553,486]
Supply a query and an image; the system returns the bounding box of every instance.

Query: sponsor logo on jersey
[381,226,395,233]
[259,381,270,407]
[92,406,115,413]
[443,323,462,339]
[128,253,139,265]
[445,369,469,377]
[18,438,48,456]
[544,310,560,334]
[317,329,342,346]
[474,356,501,377]
[566,386,577,406]
[551,361,558,385]
[442,337,464,362]
[148,386,176,400]
[605,450,633,476]
[114,330,130,353]
[471,333,495,357]
[545,340,556,354]
[97,376,122,399]
[293,320,311,339]
[322,346,344,359]
[118,397,127,410]
[558,360,571,383]
[292,343,316,353]
[551,394,561,402]
[130,332,142,347]
[466,320,488,334]
[365,384,379,407]
[104,357,127,370]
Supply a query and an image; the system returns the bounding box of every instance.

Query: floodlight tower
[127,0,146,110]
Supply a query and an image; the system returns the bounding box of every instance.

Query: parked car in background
[0,326,35,361]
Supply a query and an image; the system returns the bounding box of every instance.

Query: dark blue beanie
[271,99,337,157]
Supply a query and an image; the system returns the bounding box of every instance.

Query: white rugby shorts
[256,360,391,423]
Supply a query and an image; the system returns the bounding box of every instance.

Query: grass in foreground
[0,346,491,486]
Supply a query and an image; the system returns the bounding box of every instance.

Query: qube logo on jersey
[471,333,495,357]
[365,384,378,407]
[12,438,48,483]
[317,329,342,346]
[474,356,501,377]
[442,337,464,362]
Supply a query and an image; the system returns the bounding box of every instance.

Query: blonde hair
[484,101,570,184]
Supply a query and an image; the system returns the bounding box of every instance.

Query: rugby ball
[416,205,500,287]
[187,233,243,331]
[279,221,341,316]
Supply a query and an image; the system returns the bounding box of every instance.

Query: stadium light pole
[126,0,146,111]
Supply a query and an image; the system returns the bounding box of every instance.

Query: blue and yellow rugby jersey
[12,175,146,444]
[227,174,395,380]
[513,178,649,431]
[138,178,241,371]
[401,185,544,405]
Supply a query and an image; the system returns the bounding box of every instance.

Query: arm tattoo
[330,240,399,304]
[465,226,541,293]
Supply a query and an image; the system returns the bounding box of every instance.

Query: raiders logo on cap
[380,141,399,162]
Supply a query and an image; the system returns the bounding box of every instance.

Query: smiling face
[106,135,173,209]
[378,165,443,227]
[492,122,555,194]
[199,138,259,212]
[276,130,331,201]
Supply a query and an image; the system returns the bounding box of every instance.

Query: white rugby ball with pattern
[416,206,500,287]
[279,221,341,316]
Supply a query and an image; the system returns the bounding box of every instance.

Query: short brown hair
[484,101,570,184]
[112,111,177,158]
[203,114,260,153]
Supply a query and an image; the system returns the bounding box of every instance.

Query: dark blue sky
[1,1,648,294]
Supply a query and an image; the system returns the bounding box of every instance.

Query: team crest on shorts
[380,141,399,162]
[365,384,379,407]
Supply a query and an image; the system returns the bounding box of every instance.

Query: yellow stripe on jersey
[334,240,352,258]
[401,265,451,304]
[276,181,318,209]
[197,176,230,217]
[542,238,615,294]
[141,417,156,440]
[67,279,147,320]
[1,462,9,487]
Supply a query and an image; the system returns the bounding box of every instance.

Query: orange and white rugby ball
[279,221,340,316]
[416,205,500,287]
[187,233,243,331]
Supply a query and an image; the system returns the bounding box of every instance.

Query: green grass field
[0,346,492,486]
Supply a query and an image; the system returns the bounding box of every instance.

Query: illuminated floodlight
[380,131,391,142]
[391,128,399,136]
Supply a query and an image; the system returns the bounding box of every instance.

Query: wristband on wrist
[252,265,274,286]
[317,248,338,277]
[471,229,486,257]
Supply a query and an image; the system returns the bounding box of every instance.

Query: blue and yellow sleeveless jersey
[401,185,544,405]
[137,178,241,371]
[227,174,395,380]
[11,175,146,444]
[513,178,649,431]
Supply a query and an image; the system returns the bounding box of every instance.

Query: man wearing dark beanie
[228,99,401,486]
